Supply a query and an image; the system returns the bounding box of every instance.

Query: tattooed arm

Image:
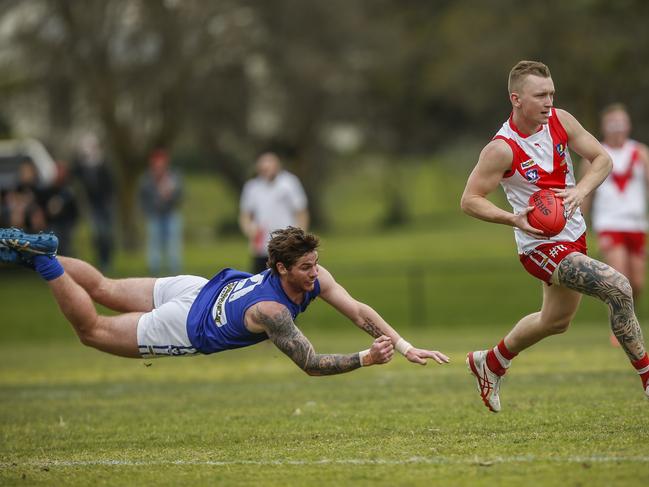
[317,265,450,366]
[316,266,400,339]
[248,301,393,375]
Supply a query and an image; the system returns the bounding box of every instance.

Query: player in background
[460,60,649,413]
[0,226,448,376]
[581,104,649,347]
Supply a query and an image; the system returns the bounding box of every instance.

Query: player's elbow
[303,367,319,377]
[303,363,323,376]
[460,193,476,216]
[594,152,613,178]
[302,357,330,376]
[299,355,320,376]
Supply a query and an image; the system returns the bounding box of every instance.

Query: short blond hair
[508,60,552,94]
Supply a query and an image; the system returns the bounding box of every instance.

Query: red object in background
[253,227,267,254]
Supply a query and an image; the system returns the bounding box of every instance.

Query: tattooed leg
[556,252,646,361]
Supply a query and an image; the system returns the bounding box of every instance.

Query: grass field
[1,165,649,485]
[1,325,648,486]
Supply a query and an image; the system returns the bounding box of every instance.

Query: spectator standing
[42,162,79,256]
[239,152,309,274]
[0,158,46,232]
[138,149,183,275]
[71,134,115,272]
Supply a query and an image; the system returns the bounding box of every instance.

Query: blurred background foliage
[1,0,648,238]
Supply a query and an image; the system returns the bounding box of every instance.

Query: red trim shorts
[597,231,646,256]
[519,233,587,284]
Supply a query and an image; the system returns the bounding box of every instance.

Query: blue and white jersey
[186,268,321,354]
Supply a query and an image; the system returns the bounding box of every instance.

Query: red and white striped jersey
[494,108,586,254]
[592,140,647,232]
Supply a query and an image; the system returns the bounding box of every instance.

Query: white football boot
[466,350,502,413]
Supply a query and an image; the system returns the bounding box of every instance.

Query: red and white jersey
[495,108,586,254]
[592,140,647,232]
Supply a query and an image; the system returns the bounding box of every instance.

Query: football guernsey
[186,268,320,354]
[494,108,587,254]
[592,140,647,233]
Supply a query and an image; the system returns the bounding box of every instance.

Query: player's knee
[612,272,633,302]
[77,330,96,348]
[76,321,102,349]
[89,280,112,303]
[77,331,95,348]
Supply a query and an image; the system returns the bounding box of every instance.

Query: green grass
[1,163,649,485]
[1,327,647,486]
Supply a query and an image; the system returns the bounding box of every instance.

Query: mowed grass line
[1,327,648,486]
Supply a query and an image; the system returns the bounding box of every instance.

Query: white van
[0,138,56,190]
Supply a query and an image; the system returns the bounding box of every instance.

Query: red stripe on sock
[486,349,506,376]
[632,353,649,389]
[631,352,649,371]
[497,339,518,360]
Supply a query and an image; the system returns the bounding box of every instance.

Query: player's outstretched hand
[405,348,450,366]
[369,335,394,365]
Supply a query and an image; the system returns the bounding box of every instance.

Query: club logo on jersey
[524,168,540,183]
[213,281,236,326]
[521,159,536,169]
[555,143,566,158]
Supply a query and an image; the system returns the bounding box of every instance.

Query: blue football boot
[0,245,35,268]
[0,228,58,256]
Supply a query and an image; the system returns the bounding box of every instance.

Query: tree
[1,0,259,245]
[3,0,649,240]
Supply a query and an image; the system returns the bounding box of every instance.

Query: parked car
[0,138,56,190]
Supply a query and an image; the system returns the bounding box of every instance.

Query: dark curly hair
[266,227,319,275]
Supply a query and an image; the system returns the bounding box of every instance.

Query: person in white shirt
[239,152,309,274]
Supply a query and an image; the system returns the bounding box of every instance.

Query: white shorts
[136,275,208,358]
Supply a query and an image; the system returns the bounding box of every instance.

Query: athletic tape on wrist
[395,338,413,356]
[359,349,371,366]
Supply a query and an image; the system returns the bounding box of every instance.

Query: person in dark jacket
[71,134,115,272]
